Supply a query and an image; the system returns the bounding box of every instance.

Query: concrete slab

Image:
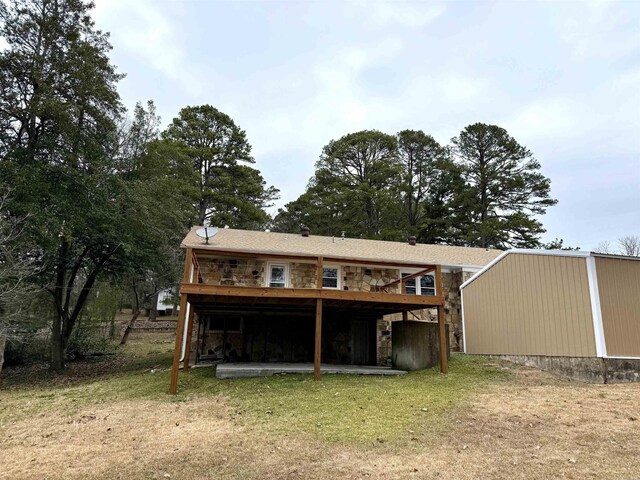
[215,362,407,379]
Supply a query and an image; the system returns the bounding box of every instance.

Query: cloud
[350,0,446,28]
[94,0,208,99]
[552,0,640,59]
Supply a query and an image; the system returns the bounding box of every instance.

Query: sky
[93,0,640,250]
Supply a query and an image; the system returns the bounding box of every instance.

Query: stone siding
[343,266,400,292]
[289,262,317,288]
[199,257,265,287]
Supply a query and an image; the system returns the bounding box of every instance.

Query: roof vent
[408,235,417,246]
[301,225,310,237]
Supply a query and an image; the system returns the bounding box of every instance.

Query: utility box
[392,321,450,371]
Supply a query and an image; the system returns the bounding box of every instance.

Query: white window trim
[266,262,289,288]
[321,264,341,290]
[400,269,436,296]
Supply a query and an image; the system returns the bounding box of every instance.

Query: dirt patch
[1,366,639,479]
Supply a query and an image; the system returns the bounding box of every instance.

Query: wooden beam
[183,248,193,283]
[379,266,437,290]
[437,304,448,374]
[182,306,196,373]
[169,293,189,394]
[314,298,323,380]
[435,265,448,374]
[316,256,323,288]
[402,311,408,321]
[180,284,445,306]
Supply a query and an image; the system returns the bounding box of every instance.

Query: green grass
[0,333,510,444]
[201,354,510,443]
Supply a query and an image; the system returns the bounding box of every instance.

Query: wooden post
[435,265,448,374]
[169,293,189,394]
[169,248,193,394]
[402,311,408,322]
[182,306,196,373]
[314,298,323,380]
[316,256,323,288]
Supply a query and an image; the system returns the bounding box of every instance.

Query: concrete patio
[215,362,407,379]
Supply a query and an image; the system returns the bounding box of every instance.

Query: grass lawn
[1,331,639,479]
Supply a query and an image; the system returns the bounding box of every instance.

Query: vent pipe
[408,235,417,246]
[301,225,310,237]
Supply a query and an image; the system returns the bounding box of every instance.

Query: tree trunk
[149,293,158,322]
[50,329,65,371]
[0,334,6,376]
[119,309,140,346]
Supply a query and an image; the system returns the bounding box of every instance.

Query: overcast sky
[94,0,639,250]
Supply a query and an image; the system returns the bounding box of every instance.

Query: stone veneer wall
[289,262,317,288]
[342,266,400,292]
[199,257,266,286]
[197,257,401,292]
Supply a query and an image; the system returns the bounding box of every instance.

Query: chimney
[301,225,310,237]
[408,235,417,246]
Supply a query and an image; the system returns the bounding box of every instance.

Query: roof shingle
[181,227,502,268]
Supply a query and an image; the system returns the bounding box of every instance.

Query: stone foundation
[489,354,640,383]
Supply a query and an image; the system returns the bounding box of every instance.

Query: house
[169,226,501,393]
[461,250,640,382]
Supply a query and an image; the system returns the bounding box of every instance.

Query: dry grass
[1,332,639,479]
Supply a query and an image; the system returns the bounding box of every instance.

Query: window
[401,271,436,296]
[401,273,417,295]
[268,263,288,288]
[322,266,339,289]
[419,274,436,296]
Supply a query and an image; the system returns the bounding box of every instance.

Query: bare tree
[594,240,613,254]
[618,235,640,257]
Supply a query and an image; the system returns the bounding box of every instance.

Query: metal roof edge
[590,252,640,261]
[459,249,592,290]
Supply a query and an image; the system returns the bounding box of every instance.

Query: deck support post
[402,311,408,321]
[169,293,189,394]
[182,307,196,373]
[435,265,448,374]
[169,248,193,394]
[314,298,323,380]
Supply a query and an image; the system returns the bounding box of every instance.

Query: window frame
[400,269,436,296]
[266,262,289,288]
[321,264,341,290]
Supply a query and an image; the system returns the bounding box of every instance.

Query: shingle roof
[181,227,502,268]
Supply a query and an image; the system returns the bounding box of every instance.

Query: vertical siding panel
[554,258,575,355]
[538,253,552,355]
[461,253,596,357]
[597,257,640,357]
[514,254,526,354]
[526,254,537,354]
[520,255,535,354]
[560,257,575,355]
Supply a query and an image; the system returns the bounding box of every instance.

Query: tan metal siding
[595,257,640,357]
[463,254,597,357]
